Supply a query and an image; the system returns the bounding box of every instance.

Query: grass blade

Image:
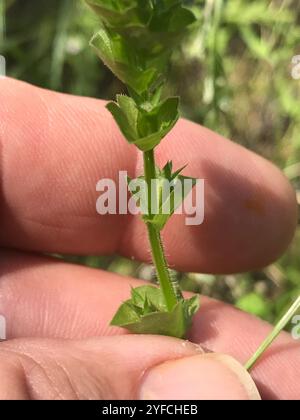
[245,295,300,371]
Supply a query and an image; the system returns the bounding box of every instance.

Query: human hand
[0,78,298,400]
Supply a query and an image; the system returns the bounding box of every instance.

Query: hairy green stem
[143,150,181,311]
[143,150,156,217]
[147,224,178,311]
[245,295,300,371]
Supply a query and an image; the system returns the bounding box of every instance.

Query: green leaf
[143,162,196,230]
[111,285,200,338]
[107,94,139,143]
[135,97,180,150]
[85,0,152,28]
[106,95,180,151]
[149,5,196,33]
[130,285,166,310]
[106,101,137,143]
[127,161,196,227]
[86,1,196,82]
[91,27,158,94]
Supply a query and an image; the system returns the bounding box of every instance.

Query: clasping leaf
[111,285,200,338]
[106,95,179,151]
[127,161,196,229]
[91,27,159,94]
[145,162,197,230]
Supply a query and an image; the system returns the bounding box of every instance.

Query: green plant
[84,0,300,367]
[85,0,200,339]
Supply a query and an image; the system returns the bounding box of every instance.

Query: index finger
[0,77,297,273]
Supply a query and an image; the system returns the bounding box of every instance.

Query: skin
[0,77,299,400]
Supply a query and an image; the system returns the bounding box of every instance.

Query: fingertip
[154,119,298,273]
[139,353,261,400]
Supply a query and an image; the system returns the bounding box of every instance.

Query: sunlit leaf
[91,28,158,94]
[144,163,197,230]
[111,285,200,338]
[106,95,179,151]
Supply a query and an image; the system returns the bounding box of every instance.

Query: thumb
[140,352,261,400]
[0,335,260,400]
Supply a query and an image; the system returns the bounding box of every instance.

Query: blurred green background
[1,0,299,324]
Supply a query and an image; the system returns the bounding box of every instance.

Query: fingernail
[140,353,261,400]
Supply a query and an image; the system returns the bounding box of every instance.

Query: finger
[0,250,299,399]
[0,77,297,273]
[0,336,259,400]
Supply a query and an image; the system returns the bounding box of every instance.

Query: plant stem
[147,223,178,311]
[143,150,181,311]
[143,150,156,217]
[245,295,300,371]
